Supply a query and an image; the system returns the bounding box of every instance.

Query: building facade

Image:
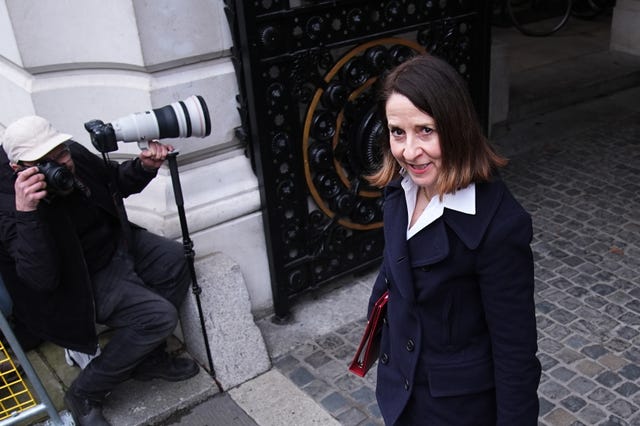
[1,0,638,319]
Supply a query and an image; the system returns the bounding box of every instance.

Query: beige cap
[1,115,72,163]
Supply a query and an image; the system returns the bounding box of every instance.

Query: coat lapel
[382,178,507,302]
[383,181,451,302]
[443,179,506,250]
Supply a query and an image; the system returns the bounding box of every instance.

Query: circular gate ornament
[302,37,426,231]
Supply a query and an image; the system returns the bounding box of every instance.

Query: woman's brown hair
[368,54,507,196]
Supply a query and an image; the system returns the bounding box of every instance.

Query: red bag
[348,291,389,377]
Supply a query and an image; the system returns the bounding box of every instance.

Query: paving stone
[317,359,350,381]
[556,348,586,365]
[335,374,366,393]
[598,414,630,426]
[619,365,640,381]
[549,309,579,325]
[565,335,592,350]
[558,296,583,311]
[273,354,300,374]
[585,295,610,310]
[605,303,630,319]
[550,366,577,382]
[302,378,335,400]
[596,371,624,388]
[562,395,588,413]
[540,337,567,354]
[593,284,618,296]
[350,386,376,406]
[568,377,598,395]
[589,387,618,405]
[615,383,640,398]
[317,334,346,351]
[599,353,630,371]
[619,312,640,326]
[537,301,556,314]
[540,381,571,401]
[583,345,610,360]
[577,403,608,425]
[617,326,640,341]
[321,391,350,415]
[607,399,639,419]
[545,323,573,340]
[539,397,555,417]
[366,402,382,421]
[336,407,367,426]
[623,347,640,364]
[543,407,578,425]
[304,351,333,369]
[289,366,315,387]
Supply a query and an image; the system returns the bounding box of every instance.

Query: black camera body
[38,161,75,195]
[84,120,118,153]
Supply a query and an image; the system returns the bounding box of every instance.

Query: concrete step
[509,49,640,123]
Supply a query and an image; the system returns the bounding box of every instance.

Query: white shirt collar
[401,177,476,239]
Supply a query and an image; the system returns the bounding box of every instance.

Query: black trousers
[73,229,190,400]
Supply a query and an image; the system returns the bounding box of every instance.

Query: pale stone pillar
[610,0,640,56]
[0,0,274,314]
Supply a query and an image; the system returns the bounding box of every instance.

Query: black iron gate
[225,0,491,319]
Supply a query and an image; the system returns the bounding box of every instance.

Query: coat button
[406,339,415,352]
[404,379,410,391]
[380,353,389,364]
[384,277,390,287]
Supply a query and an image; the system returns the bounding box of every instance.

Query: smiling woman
[368,54,507,198]
[386,93,442,200]
[363,54,541,426]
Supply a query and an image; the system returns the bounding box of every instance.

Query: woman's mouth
[406,162,430,174]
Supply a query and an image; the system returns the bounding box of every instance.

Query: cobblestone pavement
[273,104,640,426]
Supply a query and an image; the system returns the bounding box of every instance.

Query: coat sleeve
[476,201,541,425]
[0,210,61,292]
[113,157,157,197]
[71,142,156,198]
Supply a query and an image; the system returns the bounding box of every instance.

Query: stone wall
[0,0,273,313]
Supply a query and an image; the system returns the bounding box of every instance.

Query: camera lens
[111,95,211,143]
[38,161,74,195]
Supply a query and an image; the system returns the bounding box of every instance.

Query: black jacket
[370,177,541,425]
[0,141,156,353]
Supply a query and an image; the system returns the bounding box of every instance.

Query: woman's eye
[421,126,434,135]
[389,127,404,137]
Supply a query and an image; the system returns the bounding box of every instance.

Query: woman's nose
[403,135,422,160]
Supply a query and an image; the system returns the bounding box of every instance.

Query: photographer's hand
[139,140,174,171]
[14,167,47,211]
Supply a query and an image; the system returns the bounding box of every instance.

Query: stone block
[611,0,640,56]
[180,252,271,390]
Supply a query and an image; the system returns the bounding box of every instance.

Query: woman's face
[386,93,442,199]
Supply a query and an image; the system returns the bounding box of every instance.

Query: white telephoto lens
[112,111,161,143]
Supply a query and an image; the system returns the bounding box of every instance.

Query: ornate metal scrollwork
[225,0,490,319]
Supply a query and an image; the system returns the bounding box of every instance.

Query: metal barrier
[0,312,66,426]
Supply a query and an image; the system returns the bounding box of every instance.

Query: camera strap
[101,153,134,252]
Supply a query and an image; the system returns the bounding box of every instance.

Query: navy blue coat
[369,177,541,425]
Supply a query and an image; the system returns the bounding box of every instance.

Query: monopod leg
[166,152,223,392]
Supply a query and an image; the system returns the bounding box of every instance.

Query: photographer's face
[17,144,74,174]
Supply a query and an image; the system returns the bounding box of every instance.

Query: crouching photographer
[0,115,200,426]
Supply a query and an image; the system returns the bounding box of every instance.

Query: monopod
[166,151,223,392]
